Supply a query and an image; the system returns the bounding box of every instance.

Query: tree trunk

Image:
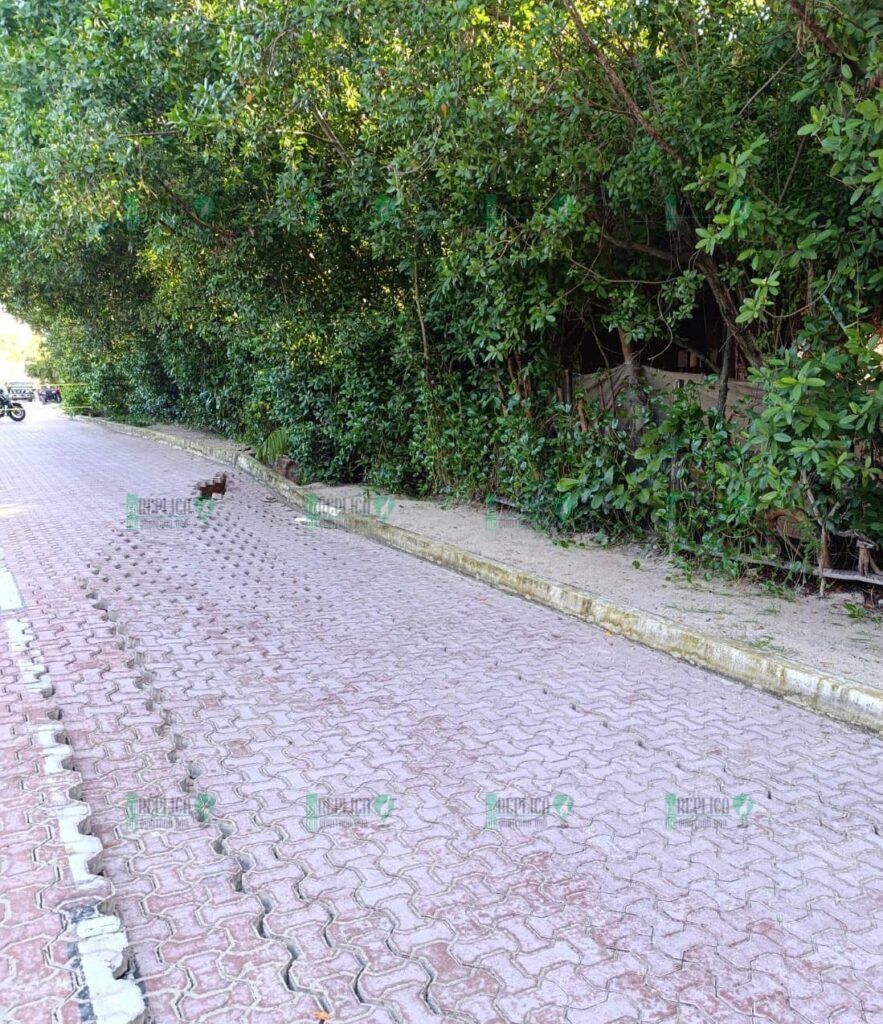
[717,333,732,416]
[617,328,650,409]
[697,253,763,367]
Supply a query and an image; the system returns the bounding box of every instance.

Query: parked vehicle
[0,389,26,422]
[38,385,61,403]
[6,381,35,401]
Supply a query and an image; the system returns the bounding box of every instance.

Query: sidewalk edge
[82,416,883,734]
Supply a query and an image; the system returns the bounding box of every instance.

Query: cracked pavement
[1,407,882,1024]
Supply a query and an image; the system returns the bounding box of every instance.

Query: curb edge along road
[84,416,883,736]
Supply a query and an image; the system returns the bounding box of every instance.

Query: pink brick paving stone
[0,679,78,1021]
[0,408,881,1022]
[0,580,144,1023]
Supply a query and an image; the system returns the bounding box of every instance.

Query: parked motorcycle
[0,392,26,422]
[38,386,61,403]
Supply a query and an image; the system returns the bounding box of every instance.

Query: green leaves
[748,333,883,537]
[0,0,880,567]
[193,195,215,221]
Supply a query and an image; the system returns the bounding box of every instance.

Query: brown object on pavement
[197,472,228,498]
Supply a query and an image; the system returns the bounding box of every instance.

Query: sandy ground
[303,482,883,688]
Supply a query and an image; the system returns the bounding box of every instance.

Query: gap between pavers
[83,416,883,735]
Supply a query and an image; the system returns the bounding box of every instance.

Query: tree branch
[159,181,241,240]
[737,49,800,117]
[778,133,807,204]
[412,258,432,383]
[789,0,864,79]
[310,103,351,166]
[558,0,686,165]
[697,252,762,366]
[598,222,689,263]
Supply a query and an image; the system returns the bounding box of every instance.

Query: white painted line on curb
[3,568,146,1024]
[0,566,23,610]
[75,915,146,1024]
[5,616,28,648]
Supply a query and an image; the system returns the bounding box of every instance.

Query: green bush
[1,0,880,576]
[554,386,767,568]
[746,329,883,545]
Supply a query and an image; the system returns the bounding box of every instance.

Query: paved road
[1,407,882,1024]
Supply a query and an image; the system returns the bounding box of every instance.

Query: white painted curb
[1,556,146,1024]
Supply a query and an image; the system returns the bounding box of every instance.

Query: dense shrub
[0,0,880,566]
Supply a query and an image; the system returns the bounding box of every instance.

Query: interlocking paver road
[1,406,882,1024]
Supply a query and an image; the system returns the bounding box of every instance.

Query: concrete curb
[84,416,883,734]
[2,550,146,1024]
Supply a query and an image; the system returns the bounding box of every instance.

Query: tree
[0,0,880,557]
